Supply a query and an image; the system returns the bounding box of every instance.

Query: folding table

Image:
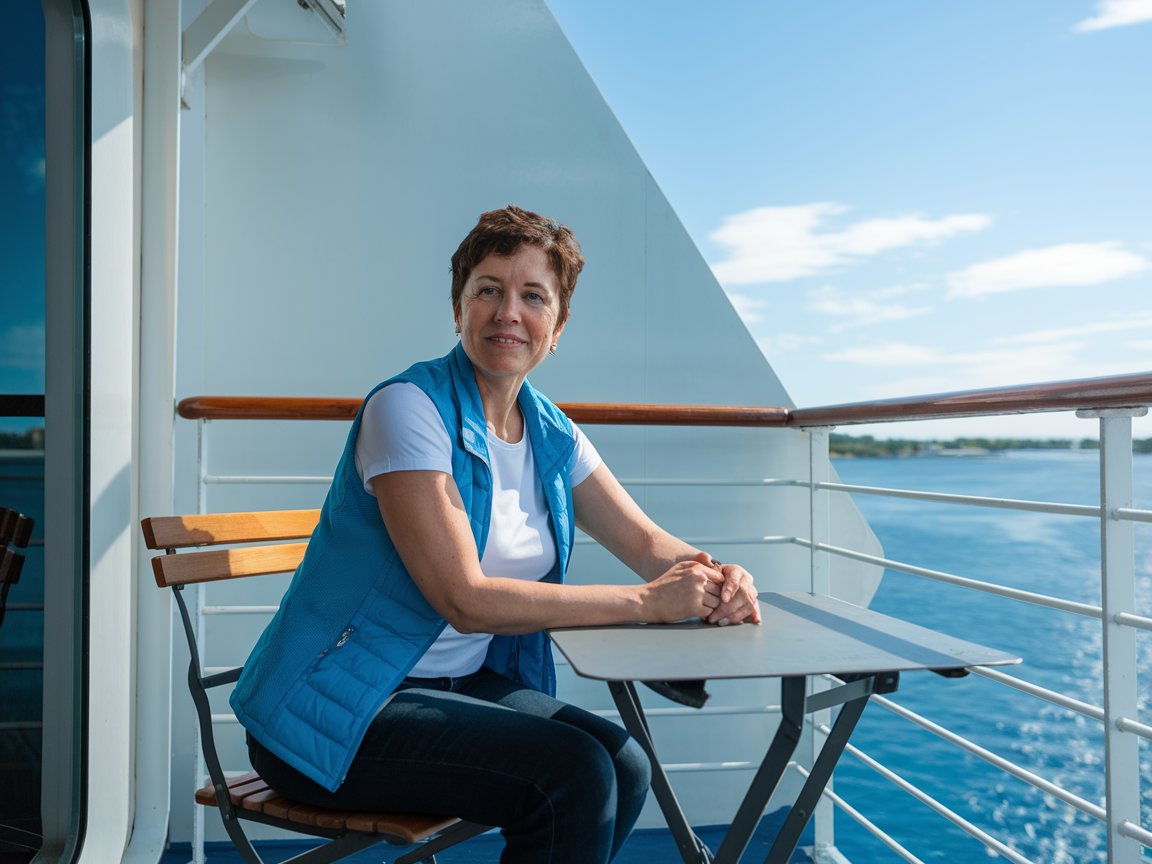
[549,591,1020,863]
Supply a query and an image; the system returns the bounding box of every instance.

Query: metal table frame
[550,592,1020,864]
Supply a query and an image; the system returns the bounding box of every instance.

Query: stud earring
[548,344,557,356]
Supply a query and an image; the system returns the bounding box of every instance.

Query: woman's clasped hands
[643,552,761,627]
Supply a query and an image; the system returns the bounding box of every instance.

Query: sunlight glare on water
[829,450,1151,863]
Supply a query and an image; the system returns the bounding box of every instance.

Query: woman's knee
[543,724,619,801]
[615,734,651,798]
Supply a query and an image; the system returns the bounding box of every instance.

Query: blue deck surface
[161,808,813,863]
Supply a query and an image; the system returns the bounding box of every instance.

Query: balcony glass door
[0,3,47,861]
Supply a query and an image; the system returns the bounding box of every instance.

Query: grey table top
[549,591,1021,682]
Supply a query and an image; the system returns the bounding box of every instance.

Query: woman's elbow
[439,598,486,634]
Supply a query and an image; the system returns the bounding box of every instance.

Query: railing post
[192,416,208,864]
[1083,408,1146,863]
[806,427,832,597]
[196,417,208,515]
[806,426,836,859]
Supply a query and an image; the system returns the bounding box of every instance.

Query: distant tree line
[830,433,1152,457]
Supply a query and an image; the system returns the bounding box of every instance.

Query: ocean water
[828,450,1152,863]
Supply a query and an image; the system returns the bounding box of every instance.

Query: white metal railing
[176,390,1151,864]
[794,408,1150,863]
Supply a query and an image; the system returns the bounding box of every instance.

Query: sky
[1,2,1149,441]
[547,0,1152,440]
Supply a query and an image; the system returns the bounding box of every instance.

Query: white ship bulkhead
[61,1,884,860]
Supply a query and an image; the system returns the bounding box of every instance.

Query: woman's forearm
[633,530,711,583]
[445,578,644,634]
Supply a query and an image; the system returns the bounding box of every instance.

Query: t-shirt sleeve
[569,421,603,487]
[355,382,453,495]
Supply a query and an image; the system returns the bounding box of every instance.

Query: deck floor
[161,809,813,862]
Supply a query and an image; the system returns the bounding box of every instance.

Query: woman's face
[455,245,567,390]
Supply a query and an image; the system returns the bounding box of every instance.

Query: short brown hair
[451,205,584,325]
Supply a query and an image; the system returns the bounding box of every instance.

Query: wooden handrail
[177,396,363,421]
[175,396,791,427]
[176,370,1152,428]
[789,371,1152,427]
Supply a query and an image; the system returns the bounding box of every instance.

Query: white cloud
[708,203,992,285]
[725,291,770,324]
[821,341,1087,387]
[756,333,820,356]
[808,285,933,332]
[822,342,947,367]
[995,313,1152,345]
[872,283,932,300]
[947,242,1150,299]
[1075,0,1152,31]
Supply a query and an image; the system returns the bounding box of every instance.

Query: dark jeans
[247,667,651,863]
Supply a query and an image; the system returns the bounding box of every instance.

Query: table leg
[608,680,713,863]
[712,676,806,864]
[763,672,897,864]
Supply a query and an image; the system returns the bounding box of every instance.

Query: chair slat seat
[195,774,461,843]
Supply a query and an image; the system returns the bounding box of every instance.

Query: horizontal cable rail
[574,534,795,549]
[1116,717,1152,742]
[792,763,930,864]
[813,481,1102,518]
[970,667,1104,722]
[866,693,1106,822]
[590,704,781,721]
[205,709,764,775]
[202,605,278,615]
[796,538,1104,618]
[203,474,331,485]
[201,473,803,488]
[1120,821,1152,847]
[817,737,1038,864]
[1114,612,1152,632]
[1115,507,1152,524]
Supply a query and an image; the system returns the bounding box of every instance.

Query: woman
[231,205,760,863]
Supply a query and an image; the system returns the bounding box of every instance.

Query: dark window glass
[0,1,47,860]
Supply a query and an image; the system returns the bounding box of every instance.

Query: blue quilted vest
[230,344,578,791]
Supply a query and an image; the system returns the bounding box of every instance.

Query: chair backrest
[0,508,34,550]
[141,508,486,863]
[144,509,321,586]
[141,510,320,820]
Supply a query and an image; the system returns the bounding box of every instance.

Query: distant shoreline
[830,433,1152,458]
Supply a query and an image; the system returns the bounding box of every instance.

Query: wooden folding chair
[142,509,490,864]
[0,508,34,628]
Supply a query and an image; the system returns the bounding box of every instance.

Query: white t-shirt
[355,382,602,677]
